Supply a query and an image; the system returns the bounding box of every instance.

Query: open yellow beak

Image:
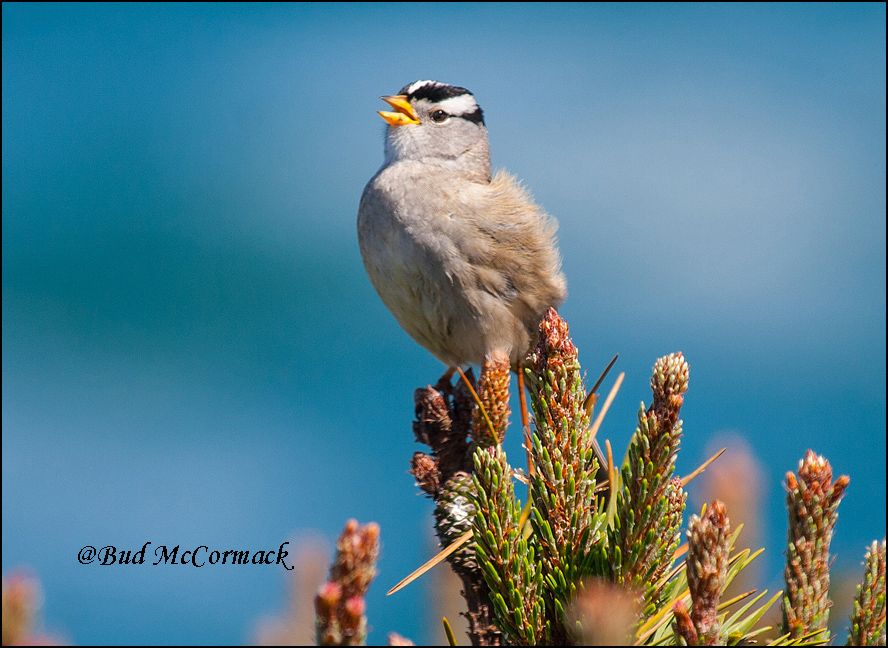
[378,95,420,126]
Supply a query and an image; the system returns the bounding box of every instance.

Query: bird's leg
[434,366,458,393]
[517,360,535,478]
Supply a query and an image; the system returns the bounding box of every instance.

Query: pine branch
[387,632,416,646]
[569,578,640,646]
[410,372,503,646]
[473,353,511,447]
[1,572,41,647]
[471,444,549,646]
[676,500,731,646]
[608,353,689,605]
[847,539,886,646]
[524,308,605,642]
[782,450,850,640]
[315,520,380,646]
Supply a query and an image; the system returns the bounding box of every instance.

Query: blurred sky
[2,3,885,645]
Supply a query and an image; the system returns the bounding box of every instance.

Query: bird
[357,80,567,373]
[358,80,610,501]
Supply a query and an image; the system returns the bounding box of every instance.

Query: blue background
[3,3,885,645]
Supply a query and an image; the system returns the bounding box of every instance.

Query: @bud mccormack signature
[78,542,294,569]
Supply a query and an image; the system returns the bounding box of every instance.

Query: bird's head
[377,80,490,181]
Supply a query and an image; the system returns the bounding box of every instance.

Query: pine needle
[589,371,624,444]
[680,447,727,487]
[583,353,619,414]
[442,617,458,646]
[457,366,499,446]
[386,529,473,596]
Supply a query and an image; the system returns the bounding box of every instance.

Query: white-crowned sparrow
[358,80,567,371]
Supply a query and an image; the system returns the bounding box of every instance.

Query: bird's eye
[430,110,449,123]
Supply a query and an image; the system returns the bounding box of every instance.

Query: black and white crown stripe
[397,80,485,125]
